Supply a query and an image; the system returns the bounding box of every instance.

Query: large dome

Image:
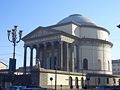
[57,14,97,26]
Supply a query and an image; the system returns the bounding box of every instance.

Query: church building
[22,14,120,90]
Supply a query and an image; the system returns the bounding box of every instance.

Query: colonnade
[23,41,80,73]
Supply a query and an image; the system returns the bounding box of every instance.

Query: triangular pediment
[22,26,60,41]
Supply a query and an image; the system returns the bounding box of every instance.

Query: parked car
[6,86,26,90]
[23,88,47,90]
[96,86,120,90]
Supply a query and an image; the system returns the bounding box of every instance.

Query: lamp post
[60,84,62,90]
[7,26,22,59]
[55,65,57,90]
[86,77,90,89]
[50,77,53,89]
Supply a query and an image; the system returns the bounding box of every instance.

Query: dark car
[23,88,47,90]
[6,86,26,90]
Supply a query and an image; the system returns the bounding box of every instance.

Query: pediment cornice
[22,25,80,42]
[22,27,62,41]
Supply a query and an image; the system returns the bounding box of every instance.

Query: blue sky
[0,0,120,68]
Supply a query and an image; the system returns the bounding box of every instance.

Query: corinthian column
[43,43,47,69]
[76,44,79,72]
[36,45,40,64]
[66,43,69,71]
[59,41,63,70]
[69,43,73,72]
[51,42,55,69]
[63,42,69,71]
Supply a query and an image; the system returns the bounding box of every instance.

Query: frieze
[61,35,74,43]
[25,35,60,45]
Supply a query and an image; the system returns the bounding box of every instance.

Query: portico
[22,28,79,73]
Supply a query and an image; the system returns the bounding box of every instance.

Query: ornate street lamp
[7,26,22,59]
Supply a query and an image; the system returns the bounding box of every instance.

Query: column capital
[36,43,39,46]
[30,44,38,50]
[43,42,47,47]
[50,41,54,46]
[24,44,28,48]
[58,41,64,44]
[75,44,79,47]
[29,45,33,49]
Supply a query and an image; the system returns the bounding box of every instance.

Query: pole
[55,66,57,90]
[60,84,62,90]
[13,42,16,59]
[51,81,52,89]
[50,77,53,89]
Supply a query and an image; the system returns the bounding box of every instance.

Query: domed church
[22,14,120,90]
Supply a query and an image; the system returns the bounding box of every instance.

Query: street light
[86,77,90,89]
[60,84,62,90]
[55,65,57,90]
[7,25,22,59]
[50,77,53,89]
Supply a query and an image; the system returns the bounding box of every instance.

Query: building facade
[22,14,119,90]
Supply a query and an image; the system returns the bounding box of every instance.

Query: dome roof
[57,14,97,26]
